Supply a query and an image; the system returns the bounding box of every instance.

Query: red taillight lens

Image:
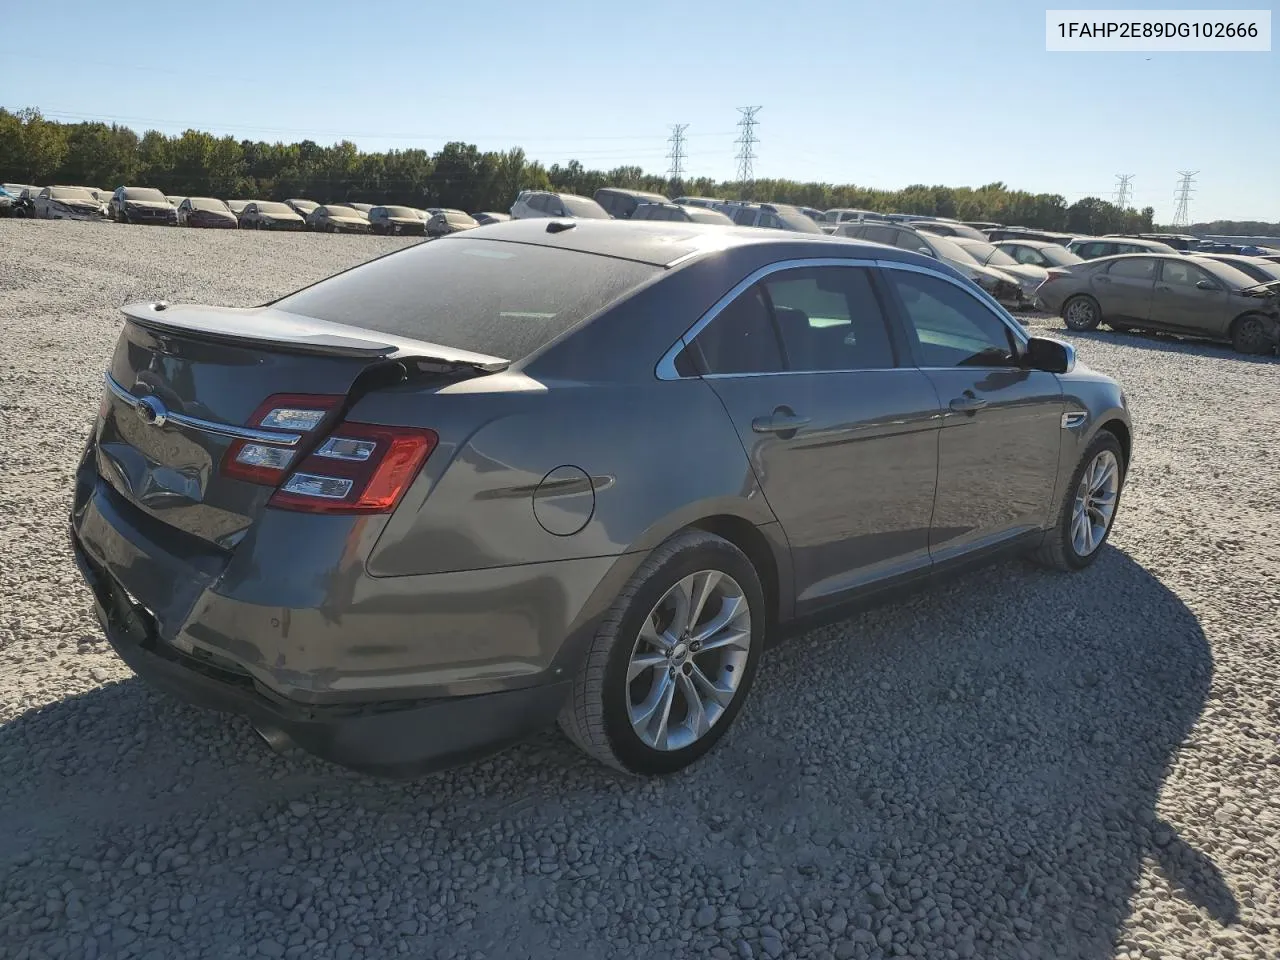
[268,422,438,515]
[220,393,343,485]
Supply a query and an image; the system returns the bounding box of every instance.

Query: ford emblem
[136,395,168,427]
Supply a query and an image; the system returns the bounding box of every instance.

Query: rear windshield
[124,187,167,201]
[273,238,660,360]
[561,195,609,219]
[963,240,1016,265]
[50,186,98,200]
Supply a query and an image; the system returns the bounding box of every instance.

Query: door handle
[949,394,988,413]
[751,413,811,434]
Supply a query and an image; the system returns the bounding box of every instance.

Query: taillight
[268,422,437,514]
[221,393,343,484]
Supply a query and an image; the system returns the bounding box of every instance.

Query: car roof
[436,218,936,268]
[994,238,1057,248]
[597,187,668,200]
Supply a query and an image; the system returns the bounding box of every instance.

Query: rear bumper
[71,527,572,777]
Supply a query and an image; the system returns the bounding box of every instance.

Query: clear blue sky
[3,0,1275,222]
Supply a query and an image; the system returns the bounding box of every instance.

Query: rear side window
[763,267,896,371]
[732,207,757,226]
[689,286,784,374]
[273,239,660,361]
[528,194,549,213]
[1107,258,1155,280]
[863,225,897,244]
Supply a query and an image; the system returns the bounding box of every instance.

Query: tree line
[0,106,1163,234]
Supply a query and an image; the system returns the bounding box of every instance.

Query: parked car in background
[963,221,1002,231]
[369,205,427,235]
[1037,253,1279,354]
[994,239,1083,270]
[1068,236,1179,259]
[167,196,186,210]
[472,212,512,226]
[950,237,1050,303]
[1122,233,1201,252]
[1,183,39,216]
[176,197,239,229]
[240,201,306,231]
[911,220,989,241]
[798,206,824,222]
[720,202,824,233]
[987,227,1077,245]
[594,187,669,219]
[286,199,319,221]
[34,185,110,220]
[110,186,178,225]
[510,190,610,220]
[227,199,251,218]
[339,202,374,215]
[817,209,890,233]
[837,221,1027,308]
[425,209,478,237]
[71,219,1130,779]
[671,196,724,210]
[632,202,734,224]
[306,204,372,233]
[1194,253,1280,285]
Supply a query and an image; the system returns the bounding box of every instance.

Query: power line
[734,107,761,195]
[667,124,688,186]
[1172,171,1198,228]
[1113,174,1134,210]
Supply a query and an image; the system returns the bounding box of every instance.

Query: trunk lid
[96,301,505,548]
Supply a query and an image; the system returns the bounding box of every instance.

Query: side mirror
[1024,336,1075,374]
[1195,279,1216,291]
[918,246,934,256]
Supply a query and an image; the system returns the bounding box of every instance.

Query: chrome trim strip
[103,372,304,446]
[654,256,1030,381]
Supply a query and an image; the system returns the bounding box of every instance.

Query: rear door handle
[949,394,988,413]
[751,413,811,434]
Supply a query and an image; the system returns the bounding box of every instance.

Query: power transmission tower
[734,107,761,197]
[1113,174,1134,210]
[666,124,688,188]
[1171,171,1198,228]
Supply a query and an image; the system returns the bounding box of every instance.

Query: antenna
[666,124,688,187]
[734,106,761,196]
[1171,171,1198,228]
[1113,174,1134,210]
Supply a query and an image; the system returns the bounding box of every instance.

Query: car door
[879,265,1063,562]
[1153,258,1232,336]
[1094,257,1156,322]
[682,262,942,610]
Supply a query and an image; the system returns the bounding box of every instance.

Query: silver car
[510,190,610,220]
[71,221,1131,778]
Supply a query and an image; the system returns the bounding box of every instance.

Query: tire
[1031,431,1125,572]
[1231,313,1274,356]
[1062,295,1101,331]
[558,530,766,775]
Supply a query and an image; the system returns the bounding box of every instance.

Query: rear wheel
[559,530,765,775]
[1063,295,1101,331]
[1031,431,1125,571]
[1231,313,1273,355]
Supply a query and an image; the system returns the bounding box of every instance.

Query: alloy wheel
[626,570,751,752]
[1064,298,1097,330]
[1071,449,1119,557]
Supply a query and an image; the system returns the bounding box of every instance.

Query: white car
[510,190,609,220]
[34,185,109,220]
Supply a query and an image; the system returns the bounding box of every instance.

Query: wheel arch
[1097,417,1131,469]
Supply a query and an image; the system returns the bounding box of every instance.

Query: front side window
[688,285,783,374]
[885,270,1018,368]
[862,225,897,244]
[732,207,757,226]
[763,267,896,372]
[1160,260,1213,287]
[1107,257,1155,280]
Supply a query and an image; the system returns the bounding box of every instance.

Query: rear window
[272,238,660,360]
[123,187,167,201]
[560,195,609,219]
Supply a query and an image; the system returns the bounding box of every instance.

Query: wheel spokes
[684,571,722,635]
[689,661,735,707]
[627,652,667,683]
[677,672,710,739]
[690,593,747,645]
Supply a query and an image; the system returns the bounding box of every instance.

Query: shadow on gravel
[1054,325,1279,363]
[0,548,1225,960]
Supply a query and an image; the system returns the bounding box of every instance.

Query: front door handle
[949,393,988,413]
[751,412,811,435]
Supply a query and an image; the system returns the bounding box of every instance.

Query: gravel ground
[2,218,1279,960]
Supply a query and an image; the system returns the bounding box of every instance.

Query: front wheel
[1231,313,1274,355]
[1031,431,1125,571]
[1063,295,1101,331]
[559,530,765,775]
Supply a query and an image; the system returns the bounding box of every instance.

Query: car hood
[124,200,173,210]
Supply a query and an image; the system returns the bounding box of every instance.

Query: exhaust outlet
[253,723,295,755]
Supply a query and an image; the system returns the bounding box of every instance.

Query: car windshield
[962,240,1017,266]
[560,195,609,219]
[49,186,98,200]
[289,199,317,211]
[380,206,419,218]
[256,202,294,215]
[1216,258,1280,283]
[123,187,167,202]
[189,197,229,212]
[325,205,366,217]
[273,238,660,361]
[925,233,975,262]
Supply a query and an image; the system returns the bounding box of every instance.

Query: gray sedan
[70,221,1132,778]
[1037,253,1280,354]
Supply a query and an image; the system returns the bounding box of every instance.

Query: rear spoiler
[121,301,509,372]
